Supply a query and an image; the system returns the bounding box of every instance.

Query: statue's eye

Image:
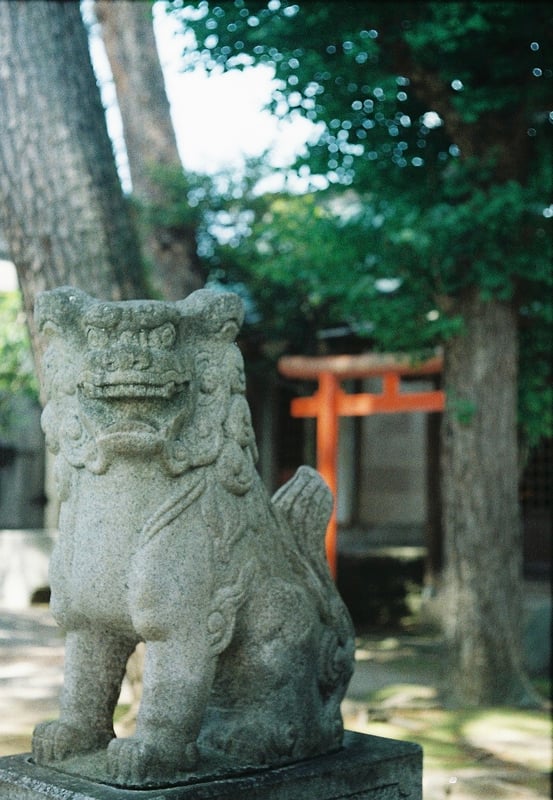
[150,323,176,348]
[87,327,109,348]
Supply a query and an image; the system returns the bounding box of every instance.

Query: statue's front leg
[107,637,217,785]
[33,628,135,764]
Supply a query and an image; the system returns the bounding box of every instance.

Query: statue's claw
[32,720,113,763]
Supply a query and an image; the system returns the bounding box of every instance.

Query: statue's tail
[272,466,333,583]
[272,466,355,715]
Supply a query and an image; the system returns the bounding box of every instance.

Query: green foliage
[135,163,215,231]
[177,1,551,175]
[0,292,38,436]
[205,185,466,358]
[172,0,553,448]
[447,393,477,426]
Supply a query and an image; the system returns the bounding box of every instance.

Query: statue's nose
[100,347,153,371]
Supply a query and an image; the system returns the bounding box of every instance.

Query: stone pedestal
[0,732,422,799]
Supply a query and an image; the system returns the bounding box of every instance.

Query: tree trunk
[0,1,149,365]
[94,0,205,300]
[440,289,537,705]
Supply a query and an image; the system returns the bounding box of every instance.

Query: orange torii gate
[277,352,445,577]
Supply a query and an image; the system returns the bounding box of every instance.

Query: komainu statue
[32,286,355,788]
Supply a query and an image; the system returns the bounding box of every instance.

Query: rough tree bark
[0,1,149,366]
[95,0,205,300]
[441,290,538,705]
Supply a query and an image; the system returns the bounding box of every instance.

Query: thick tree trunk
[440,290,537,705]
[95,0,205,300]
[0,1,148,364]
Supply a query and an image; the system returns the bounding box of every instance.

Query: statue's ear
[35,286,93,339]
[178,288,245,342]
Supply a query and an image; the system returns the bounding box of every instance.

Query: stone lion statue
[32,286,355,788]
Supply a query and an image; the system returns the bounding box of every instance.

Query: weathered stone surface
[31,287,356,787]
[0,732,423,798]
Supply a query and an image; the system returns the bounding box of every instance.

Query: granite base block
[0,732,422,800]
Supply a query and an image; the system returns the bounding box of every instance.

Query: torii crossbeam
[278,352,445,577]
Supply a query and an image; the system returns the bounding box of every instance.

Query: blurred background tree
[94,0,206,299]
[175,0,552,705]
[0,1,150,369]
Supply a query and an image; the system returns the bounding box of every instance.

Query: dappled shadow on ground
[344,632,552,800]
[0,607,64,752]
[0,608,62,649]
[0,607,550,799]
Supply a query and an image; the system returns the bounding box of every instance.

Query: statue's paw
[107,736,199,786]
[32,720,113,764]
[107,737,151,786]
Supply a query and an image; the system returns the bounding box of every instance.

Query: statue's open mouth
[79,371,189,400]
